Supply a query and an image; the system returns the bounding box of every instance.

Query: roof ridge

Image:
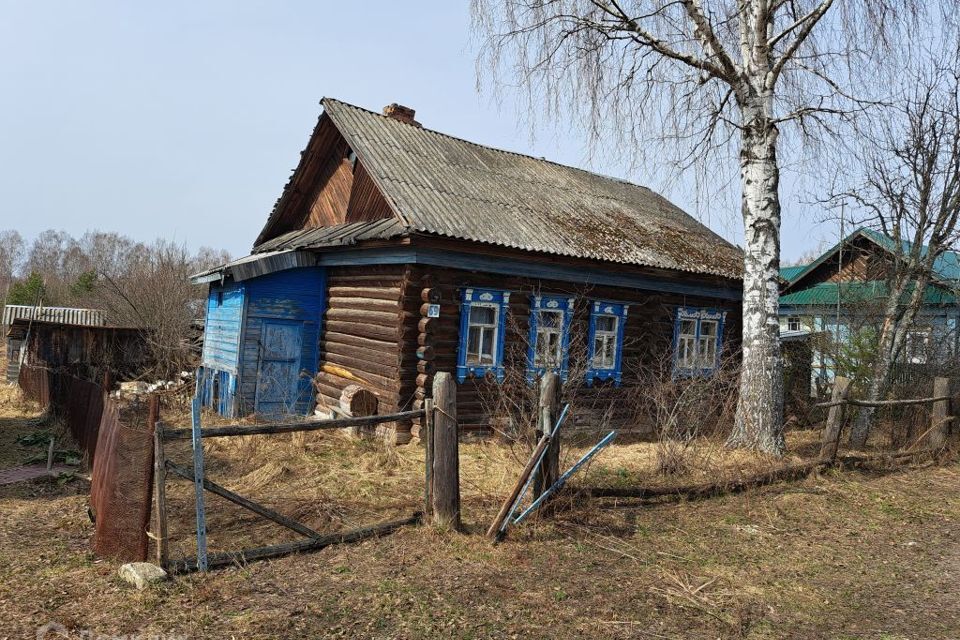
[321,97,660,195]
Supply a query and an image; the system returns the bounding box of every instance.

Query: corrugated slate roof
[2,305,106,329]
[261,98,742,279]
[192,220,407,283]
[254,218,407,253]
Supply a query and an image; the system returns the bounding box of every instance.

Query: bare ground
[1,385,959,639]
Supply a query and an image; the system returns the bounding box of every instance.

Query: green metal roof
[785,227,960,291]
[779,265,807,282]
[859,228,960,281]
[780,281,958,306]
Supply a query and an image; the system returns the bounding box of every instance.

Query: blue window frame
[526,294,575,383]
[457,288,510,383]
[673,307,726,376]
[585,301,629,386]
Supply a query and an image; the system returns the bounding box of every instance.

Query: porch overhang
[190,250,318,285]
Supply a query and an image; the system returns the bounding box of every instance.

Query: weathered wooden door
[254,320,303,416]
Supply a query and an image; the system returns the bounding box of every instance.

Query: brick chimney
[382,103,421,127]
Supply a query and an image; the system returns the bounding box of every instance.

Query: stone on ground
[118,562,167,589]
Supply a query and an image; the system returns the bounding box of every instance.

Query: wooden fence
[818,375,954,459]
[153,375,471,573]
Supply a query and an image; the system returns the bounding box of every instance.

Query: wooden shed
[3,305,107,382]
[192,98,744,442]
[6,318,149,383]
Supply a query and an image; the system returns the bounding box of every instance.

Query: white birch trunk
[727,99,786,454]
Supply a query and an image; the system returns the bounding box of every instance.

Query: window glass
[698,319,718,366]
[466,304,498,365]
[679,335,696,368]
[534,309,564,368]
[469,305,496,326]
[596,315,617,333]
[787,316,801,332]
[592,314,618,369]
[905,330,929,364]
[675,309,724,374]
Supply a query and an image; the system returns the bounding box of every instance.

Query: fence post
[423,397,434,518]
[431,372,460,530]
[101,370,113,394]
[190,394,209,571]
[533,372,560,499]
[149,395,168,569]
[929,377,951,450]
[819,376,850,461]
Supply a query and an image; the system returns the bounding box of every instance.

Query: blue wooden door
[254,320,303,416]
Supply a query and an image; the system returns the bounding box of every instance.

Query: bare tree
[472,0,930,454]
[0,230,25,302]
[23,229,82,304]
[830,52,960,448]
[2,227,230,379]
[90,239,230,379]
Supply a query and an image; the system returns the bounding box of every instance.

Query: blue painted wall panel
[199,281,245,416]
[239,267,326,416]
[201,282,245,374]
[197,367,239,417]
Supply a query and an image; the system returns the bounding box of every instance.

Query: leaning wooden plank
[165,461,322,540]
[423,397,434,518]
[485,432,552,540]
[491,404,570,542]
[168,513,422,574]
[514,430,617,526]
[161,409,423,440]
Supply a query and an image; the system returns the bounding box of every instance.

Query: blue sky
[0,1,829,260]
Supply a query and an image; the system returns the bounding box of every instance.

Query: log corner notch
[412,283,437,443]
[431,372,460,530]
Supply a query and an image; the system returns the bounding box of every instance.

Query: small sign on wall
[426,304,440,318]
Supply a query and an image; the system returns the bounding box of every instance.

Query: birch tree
[832,55,960,448]
[472,0,927,454]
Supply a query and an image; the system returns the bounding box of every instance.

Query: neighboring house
[3,305,107,383]
[779,227,960,391]
[191,98,744,443]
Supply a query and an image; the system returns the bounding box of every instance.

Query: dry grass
[0,383,61,469]
[2,388,960,638]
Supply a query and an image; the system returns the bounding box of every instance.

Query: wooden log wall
[400,264,742,437]
[316,265,417,444]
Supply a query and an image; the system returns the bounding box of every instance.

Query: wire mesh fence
[17,365,155,561]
